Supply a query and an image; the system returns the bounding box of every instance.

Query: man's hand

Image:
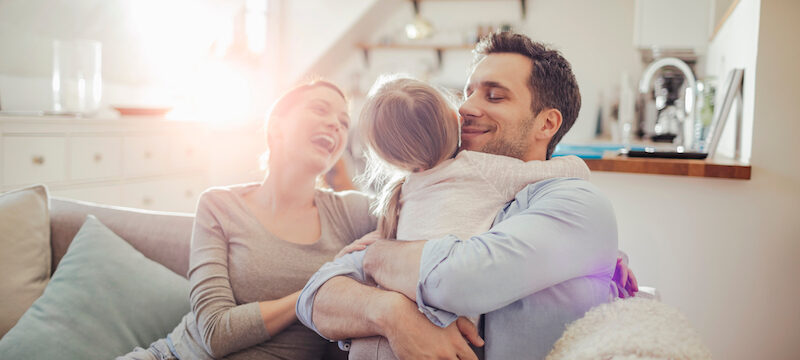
[613,257,639,297]
[379,292,484,360]
[363,240,426,300]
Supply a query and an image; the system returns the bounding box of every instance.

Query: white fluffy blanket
[546,297,712,360]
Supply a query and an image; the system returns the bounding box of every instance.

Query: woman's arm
[189,190,293,358]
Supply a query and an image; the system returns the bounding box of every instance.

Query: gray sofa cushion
[50,198,194,277]
[0,215,190,359]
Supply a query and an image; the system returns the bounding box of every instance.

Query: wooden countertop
[585,156,752,180]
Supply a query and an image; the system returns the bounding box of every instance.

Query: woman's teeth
[311,134,335,153]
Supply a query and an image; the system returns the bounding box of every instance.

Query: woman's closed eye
[311,104,327,115]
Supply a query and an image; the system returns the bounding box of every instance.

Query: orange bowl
[113,106,173,117]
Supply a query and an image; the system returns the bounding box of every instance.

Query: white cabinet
[633,0,711,52]
[0,116,223,213]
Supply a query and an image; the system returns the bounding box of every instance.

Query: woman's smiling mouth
[310,133,336,154]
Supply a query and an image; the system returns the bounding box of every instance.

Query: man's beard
[472,115,535,160]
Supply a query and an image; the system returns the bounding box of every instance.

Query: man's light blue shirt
[297,178,618,359]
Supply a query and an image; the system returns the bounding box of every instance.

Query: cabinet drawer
[123,136,169,177]
[3,136,67,185]
[119,180,170,211]
[170,134,208,170]
[69,137,122,180]
[164,176,208,213]
[120,176,207,213]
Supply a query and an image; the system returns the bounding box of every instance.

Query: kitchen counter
[585,155,751,180]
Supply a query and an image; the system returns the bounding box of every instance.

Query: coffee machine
[637,55,698,149]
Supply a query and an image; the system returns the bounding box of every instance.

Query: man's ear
[535,108,563,140]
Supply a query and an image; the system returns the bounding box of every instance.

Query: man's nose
[459,95,482,120]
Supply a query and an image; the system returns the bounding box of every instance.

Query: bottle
[619,72,635,148]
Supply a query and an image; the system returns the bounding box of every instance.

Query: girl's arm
[462,151,590,200]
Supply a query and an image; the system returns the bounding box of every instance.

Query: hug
[5,1,795,357]
[121,32,633,360]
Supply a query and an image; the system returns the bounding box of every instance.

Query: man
[297,31,636,359]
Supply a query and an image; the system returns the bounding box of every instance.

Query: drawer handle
[93,153,103,163]
[144,151,152,159]
[32,156,45,165]
[142,197,153,206]
[185,190,193,198]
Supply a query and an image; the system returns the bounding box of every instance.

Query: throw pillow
[0,215,190,359]
[0,184,51,338]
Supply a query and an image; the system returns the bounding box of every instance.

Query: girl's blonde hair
[359,76,460,238]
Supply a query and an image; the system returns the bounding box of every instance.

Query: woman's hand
[259,291,302,337]
[335,231,382,259]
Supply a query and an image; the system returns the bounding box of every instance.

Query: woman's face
[273,86,350,175]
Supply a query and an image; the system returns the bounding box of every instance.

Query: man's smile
[461,124,492,142]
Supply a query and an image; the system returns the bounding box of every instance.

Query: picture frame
[705,68,744,158]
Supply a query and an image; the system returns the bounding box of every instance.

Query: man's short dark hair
[473,32,581,159]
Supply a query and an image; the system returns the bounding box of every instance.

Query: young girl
[359,76,589,243]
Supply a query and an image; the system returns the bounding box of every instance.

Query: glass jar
[51,39,102,115]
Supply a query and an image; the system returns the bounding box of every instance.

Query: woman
[118,80,376,360]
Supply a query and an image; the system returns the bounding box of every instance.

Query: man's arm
[296,249,372,338]
[364,179,619,321]
[296,250,483,359]
[310,275,395,339]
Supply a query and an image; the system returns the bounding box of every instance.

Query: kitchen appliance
[638,57,697,149]
[625,68,744,160]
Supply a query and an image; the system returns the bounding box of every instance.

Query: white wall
[592,0,800,358]
[705,0,760,162]
[0,0,243,111]
[278,0,381,89]
[327,0,644,143]
[519,0,643,143]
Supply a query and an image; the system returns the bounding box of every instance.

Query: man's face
[459,53,537,160]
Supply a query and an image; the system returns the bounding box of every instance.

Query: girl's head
[263,80,350,177]
[359,76,460,238]
[359,76,460,174]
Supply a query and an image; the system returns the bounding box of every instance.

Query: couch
[46,197,347,359]
[2,191,707,360]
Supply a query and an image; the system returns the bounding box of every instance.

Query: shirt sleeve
[296,249,369,339]
[187,190,271,358]
[464,152,591,201]
[415,179,618,326]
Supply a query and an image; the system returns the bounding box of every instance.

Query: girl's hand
[335,231,382,259]
[613,257,639,297]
